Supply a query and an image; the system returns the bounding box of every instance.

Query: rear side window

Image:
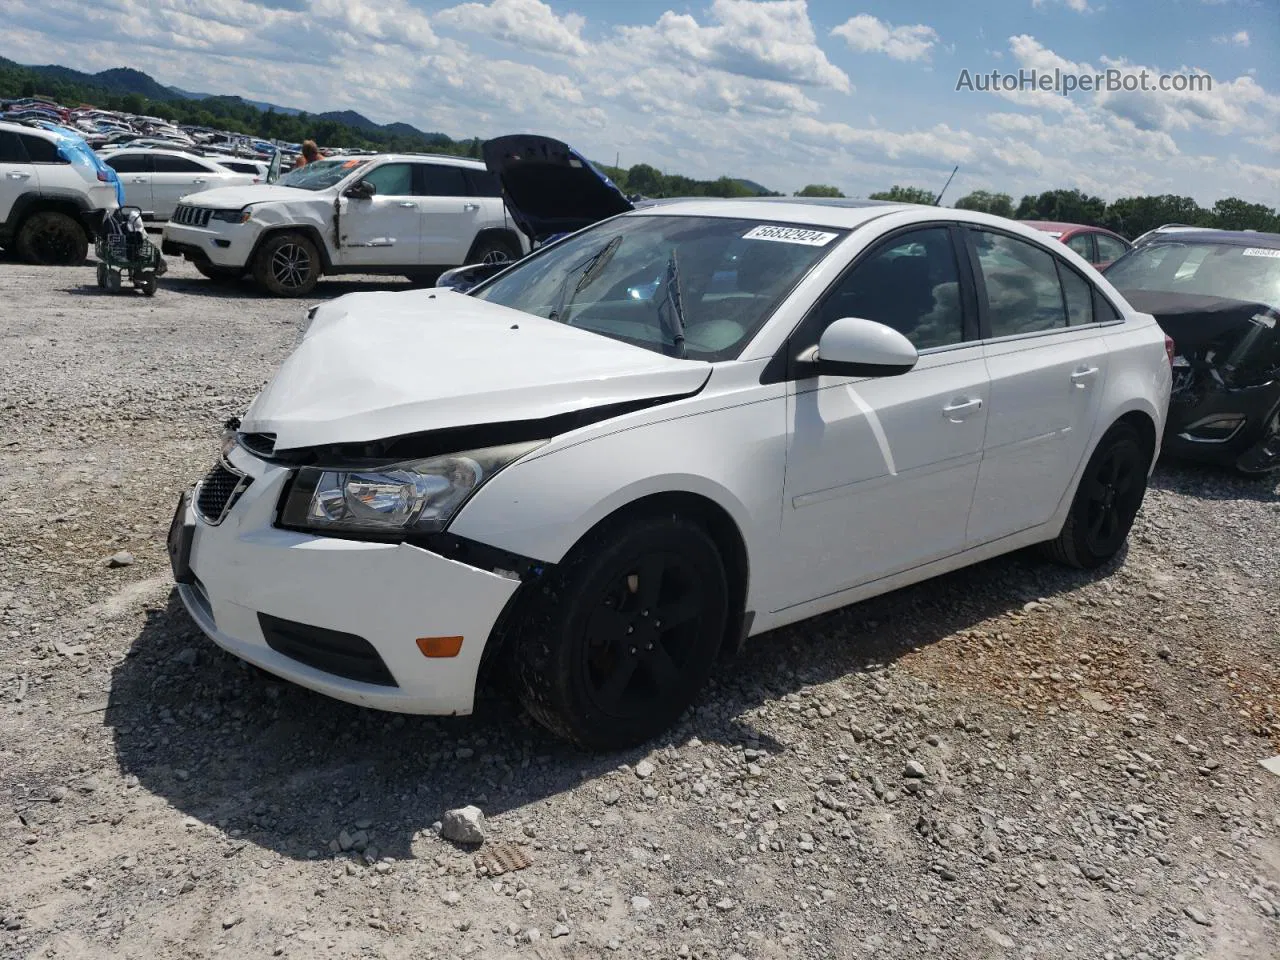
[153,154,210,173]
[1066,233,1094,260]
[20,134,65,164]
[0,130,26,163]
[1093,288,1122,323]
[464,169,502,197]
[106,153,152,173]
[1057,263,1094,325]
[813,226,966,350]
[971,229,1068,336]
[1095,234,1128,262]
[418,164,469,197]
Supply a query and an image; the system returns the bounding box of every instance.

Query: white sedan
[100,149,256,220]
[167,199,1173,749]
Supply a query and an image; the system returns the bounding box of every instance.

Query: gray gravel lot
[2,256,1278,960]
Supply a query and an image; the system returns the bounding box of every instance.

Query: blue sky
[2,0,1277,204]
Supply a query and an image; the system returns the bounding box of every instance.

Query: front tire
[252,232,320,296]
[1043,422,1149,569]
[16,211,88,266]
[511,513,729,750]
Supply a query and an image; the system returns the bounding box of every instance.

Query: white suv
[100,149,257,221]
[160,153,527,295]
[0,120,120,264]
[168,199,1174,748]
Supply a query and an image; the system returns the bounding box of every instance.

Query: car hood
[179,183,322,208]
[483,134,633,244]
[241,289,710,452]
[1119,290,1276,353]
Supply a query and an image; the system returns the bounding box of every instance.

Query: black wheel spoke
[1087,506,1107,539]
[641,639,682,695]
[598,655,640,703]
[654,592,700,630]
[587,604,631,646]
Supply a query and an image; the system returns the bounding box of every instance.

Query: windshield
[1107,242,1280,310]
[471,215,846,360]
[276,158,369,191]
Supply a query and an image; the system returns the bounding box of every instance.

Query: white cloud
[615,0,851,93]
[1031,0,1091,12]
[1212,30,1250,46]
[831,14,939,63]
[435,0,588,58]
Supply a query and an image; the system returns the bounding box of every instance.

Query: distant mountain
[732,178,773,196]
[169,86,301,116]
[315,110,454,145]
[0,59,181,101]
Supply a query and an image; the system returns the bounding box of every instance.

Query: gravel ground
[2,256,1279,960]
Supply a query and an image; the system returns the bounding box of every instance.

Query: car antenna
[933,165,959,206]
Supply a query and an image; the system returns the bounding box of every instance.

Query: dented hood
[482,134,633,244]
[241,289,710,451]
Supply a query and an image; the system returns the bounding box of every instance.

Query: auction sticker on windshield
[1242,248,1280,258]
[743,225,838,246]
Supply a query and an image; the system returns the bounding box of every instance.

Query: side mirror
[345,180,375,200]
[436,261,513,292]
[808,317,918,378]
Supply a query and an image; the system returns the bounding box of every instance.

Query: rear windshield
[1107,242,1280,310]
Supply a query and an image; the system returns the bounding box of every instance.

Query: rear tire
[510,512,729,750]
[1043,422,1149,569]
[466,233,521,266]
[16,211,88,266]
[194,261,241,282]
[252,232,320,297]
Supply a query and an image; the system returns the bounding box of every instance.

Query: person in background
[294,140,321,169]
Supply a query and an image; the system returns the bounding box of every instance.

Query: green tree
[626,163,665,197]
[869,185,937,204]
[794,184,845,198]
[954,190,1014,217]
[1102,194,1209,238]
[1013,188,1106,225]
[1208,197,1280,233]
[119,92,145,115]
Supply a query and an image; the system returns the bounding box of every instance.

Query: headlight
[279,441,543,536]
[209,207,251,224]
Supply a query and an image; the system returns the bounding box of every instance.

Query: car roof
[0,119,54,137]
[1141,229,1280,249]
[360,153,487,168]
[628,197,917,229]
[1021,220,1124,238]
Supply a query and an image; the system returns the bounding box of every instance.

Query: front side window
[362,163,413,196]
[812,227,965,350]
[472,214,846,361]
[972,229,1068,336]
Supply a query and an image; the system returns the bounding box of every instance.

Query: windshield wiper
[548,236,623,325]
[656,248,687,358]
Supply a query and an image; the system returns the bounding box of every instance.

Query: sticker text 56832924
[743,225,838,246]
[1242,247,1280,259]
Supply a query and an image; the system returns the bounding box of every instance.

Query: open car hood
[240,289,709,452]
[483,134,633,245]
[1120,290,1277,353]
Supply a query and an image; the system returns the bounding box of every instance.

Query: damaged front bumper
[1165,367,1280,473]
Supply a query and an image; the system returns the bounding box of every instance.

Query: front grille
[194,460,252,525]
[172,204,213,227]
[258,613,398,687]
[237,432,276,457]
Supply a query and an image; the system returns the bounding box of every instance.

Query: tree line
[6,58,1275,238]
[793,184,1280,239]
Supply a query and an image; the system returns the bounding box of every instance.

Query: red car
[1021,221,1131,269]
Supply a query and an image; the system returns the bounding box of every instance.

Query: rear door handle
[192,178,207,184]
[132,177,147,183]
[943,398,983,421]
[1071,366,1099,386]
[462,202,480,211]
[397,201,417,208]
[5,171,31,180]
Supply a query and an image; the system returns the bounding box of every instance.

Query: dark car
[1022,221,1132,269]
[1104,230,1280,473]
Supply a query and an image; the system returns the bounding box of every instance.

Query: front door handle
[132,177,147,183]
[192,178,207,184]
[943,397,983,421]
[397,201,417,208]
[462,202,480,211]
[5,171,31,180]
[1071,366,1099,387]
